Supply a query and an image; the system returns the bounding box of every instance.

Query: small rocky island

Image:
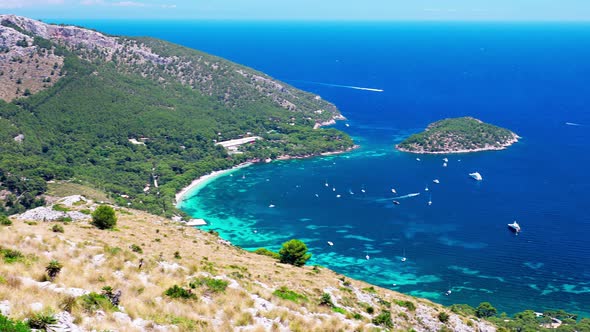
[397,117,519,154]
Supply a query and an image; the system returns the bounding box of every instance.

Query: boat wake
[288,80,384,92]
[375,192,421,203]
[394,193,421,199]
[565,122,583,126]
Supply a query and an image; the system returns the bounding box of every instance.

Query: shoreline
[176,115,354,206]
[174,162,253,206]
[396,134,520,155]
[175,145,359,205]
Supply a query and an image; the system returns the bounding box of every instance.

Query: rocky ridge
[0,15,339,122]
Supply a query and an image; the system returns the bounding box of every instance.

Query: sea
[57,19,590,316]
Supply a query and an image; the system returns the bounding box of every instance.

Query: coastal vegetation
[0,15,353,219]
[278,238,312,266]
[397,117,518,153]
[0,194,496,331]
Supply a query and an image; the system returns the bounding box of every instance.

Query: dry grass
[0,196,493,331]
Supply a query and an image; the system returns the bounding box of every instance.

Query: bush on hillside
[91,205,117,229]
[278,239,311,267]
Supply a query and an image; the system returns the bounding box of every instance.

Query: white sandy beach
[175,162,253,206]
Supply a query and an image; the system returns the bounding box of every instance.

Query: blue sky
[1,0,589,21]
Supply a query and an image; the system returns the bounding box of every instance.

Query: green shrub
[91,205,117,229]
[165,285,196,299]
[254,247,280,259]
[272,286,308,303]
[52,204,69,212]
[372,311,393,328]
[450,304,475,316]
[395,300,416,311]
[45,260,63,281]
[476,302,497,318]
[366,306,375,314]
[130,244,143,253]
[332,307,347,315]
[189,277,228,293]
[51,224,64,233]
[438,311,450,323]
[0,314,30,332]
[79,292,116,313]
[319,293,333,307]
[27,312,56,330]
[57,216,72,223]
[174,251,181,259]
[1,248,24,263]
[278,239,311,267]
[0,215,12,226]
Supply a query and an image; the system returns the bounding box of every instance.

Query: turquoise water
[65,20,590,316]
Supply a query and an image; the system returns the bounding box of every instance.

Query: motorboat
[508,221,521,233]
[393,200,400,205]
[469,172,483,181]
[433,179,440,184]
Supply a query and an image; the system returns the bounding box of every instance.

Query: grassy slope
[0,190,494,332]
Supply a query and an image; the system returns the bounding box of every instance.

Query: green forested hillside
[0,18,353,216]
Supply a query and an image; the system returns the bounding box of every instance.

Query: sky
[1,0,590,21]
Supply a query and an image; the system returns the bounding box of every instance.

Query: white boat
[401,249,407,262]
[416,158,421,161]
[366,255,370,260]
[443,157,449,162]
[349,189,354,195]
[445,289,452,296]
[425,186,429,192]
[361,189,366,193]
[332,187,336,192]
[315,194,319,197]
[336,194,341,198]
[443,162,448,167]
[508,221,521,233]
[428,200,432,206]
[345,123,350,127]
[327,241,334,246]
[391,188,397,194]
[469,172,483,181]
[325,181,329,187]
[269,204,275,208]
[433,179,440,184]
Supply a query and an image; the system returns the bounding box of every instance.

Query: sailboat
[425,185,429,192]
[325,181,329,187]
[428,197,432,206]
[401,248,407,262]
[365,248,370,260]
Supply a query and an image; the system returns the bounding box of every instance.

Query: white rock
[0,300,10,316]
[112,312,132,325]
[56,195,87,207]
[158,261,187,272]
[92,254,105,266]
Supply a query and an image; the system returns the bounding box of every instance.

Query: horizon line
[27,17,590,24]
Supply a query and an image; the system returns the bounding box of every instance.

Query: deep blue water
[57,20,590,316]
